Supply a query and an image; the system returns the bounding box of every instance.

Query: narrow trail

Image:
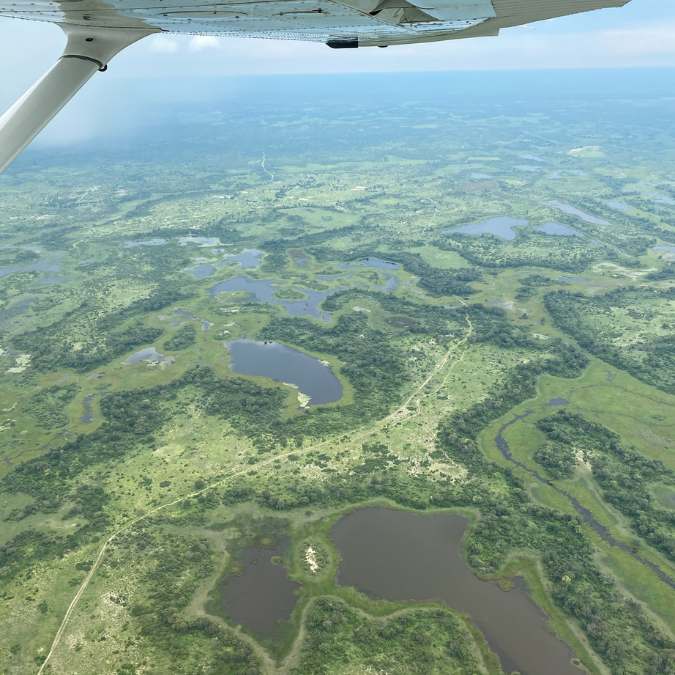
[36,315,474,674]
[260,152,275,181]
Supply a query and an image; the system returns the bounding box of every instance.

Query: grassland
[0,79,674,675]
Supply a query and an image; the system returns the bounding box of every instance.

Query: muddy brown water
[213,539,299,637]
[332,507,583,675]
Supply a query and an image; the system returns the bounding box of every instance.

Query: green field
[1,75,674,674]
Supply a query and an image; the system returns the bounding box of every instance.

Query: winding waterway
[495,414,675,589]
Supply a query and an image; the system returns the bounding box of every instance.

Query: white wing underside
[0,0,629,47]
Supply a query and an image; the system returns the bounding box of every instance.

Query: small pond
[210,276,332,321]
[209,538,298,637]
[448,217,529,241]
[358,256,400,270]
[126,347,175,367]
[654,244,675,259]
[0,256,63,285]
[348,257,400,292]
[227,340,342,405]
[652,192,675,206]
[80,395,95,423]
[549,200,608,226]
[188,263,217,279]
[537,222,579,237]
[548,397,569,407]
[123,238,167,248]
[290,250,309,267]
[602,198,632,214]
[332,507,582,675]
[178,236,222,247]
[222,248,262,269]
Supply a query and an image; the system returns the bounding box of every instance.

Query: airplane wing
[0,0,631,170]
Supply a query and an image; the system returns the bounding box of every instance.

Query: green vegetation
[29,384,79,429]
[11,286,189,372]
[437,233,609,272]
[546,286,675,393]
[537,412,675,561]
[292,598,489,674]
[1,78,674,675]
[163,323,197,351]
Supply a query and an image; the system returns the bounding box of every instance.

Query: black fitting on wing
[326,38,359,48]
[61,54,108,71]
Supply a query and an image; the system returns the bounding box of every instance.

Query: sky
[1,0,674,148]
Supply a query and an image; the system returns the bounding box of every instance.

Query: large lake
[332,507,582,675]
[227,339,342,405]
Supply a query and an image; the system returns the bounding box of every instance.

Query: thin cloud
[148,36,180,53]
[189,35,221,52]
[600,23,675,57]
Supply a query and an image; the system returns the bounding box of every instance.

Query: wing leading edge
[0,0,630,46]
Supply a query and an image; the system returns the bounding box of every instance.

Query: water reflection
[537,222,578,237]
[549,200,608,226]
[210,276,332,321]
[125,347,175,367]
[449,217,528,241]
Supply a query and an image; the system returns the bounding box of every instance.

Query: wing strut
[0,25,156,173]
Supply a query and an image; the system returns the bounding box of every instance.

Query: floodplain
[0,71,673,674]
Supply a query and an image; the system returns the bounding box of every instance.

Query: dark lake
[210,538,299,637]
[332,507,582,675]
[227,339,342,405]
[449,216,528,241]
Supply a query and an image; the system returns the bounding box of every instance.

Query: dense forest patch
[11,287,190,372]
[28,383,79,429]
[291,598,488,674]
[436,233,610,272]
